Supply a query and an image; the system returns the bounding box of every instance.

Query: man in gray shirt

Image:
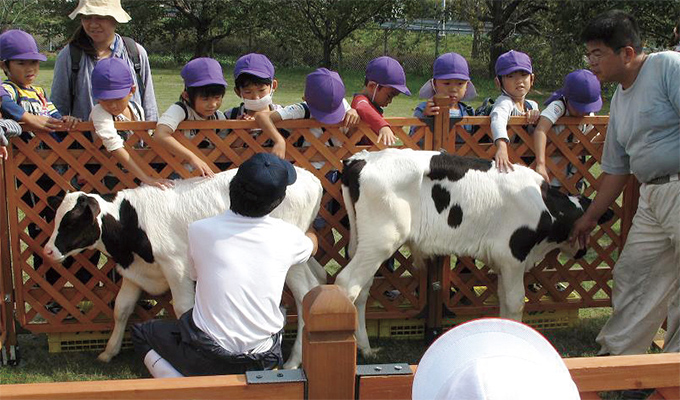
[572,10,680,359]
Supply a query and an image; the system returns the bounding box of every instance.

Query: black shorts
[131,309,283,376]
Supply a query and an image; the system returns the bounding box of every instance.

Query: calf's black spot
[509,211,552,262]
[341,158,366,204]
[427,152,492,182]
[101,199,154,268]
[54,195,101,255]
[448,204,463,228]
[431,184,451,213]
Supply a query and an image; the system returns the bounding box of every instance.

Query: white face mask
[243,91,274,111]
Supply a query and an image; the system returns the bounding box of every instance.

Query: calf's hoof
[360,346,381,359]
[97,351,114,363]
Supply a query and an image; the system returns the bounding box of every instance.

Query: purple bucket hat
[419,52,477,100]
[545,69,602,114]
[91,58,134,100]
[366,56,411,96]
[495,50,532,76]
[305,68,346,124]
[0,30,47,62]
[181,57,227,88]
[234,53,275,80]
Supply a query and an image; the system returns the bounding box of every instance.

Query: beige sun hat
[68,0,131,23]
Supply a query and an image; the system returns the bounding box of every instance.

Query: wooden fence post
[302,285,357,400]
[432,94,450,151]
[0,155,18,365]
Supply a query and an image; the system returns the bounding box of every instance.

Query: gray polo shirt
[602,51,680,183]
[50,34,158,121]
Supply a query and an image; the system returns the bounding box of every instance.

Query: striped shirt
[0,118,22,146]
[2,81,62,120]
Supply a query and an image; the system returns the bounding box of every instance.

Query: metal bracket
[246,369,307,384]
[356,363,412,377]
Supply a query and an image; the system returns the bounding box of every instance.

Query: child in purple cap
[155,57,228,177]
[533,69,602,188]
[411,52,476,138]
[224,53,287,158]
[0,29,79,136]
[255,68,359,253]
[91,57,173,190]
[352,56,410,146]
[489,50,540,173]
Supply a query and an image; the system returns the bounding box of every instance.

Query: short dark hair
[234,73,272,89]
[185,84,226,106]
[229,174,284,217]
[581,10,642,53]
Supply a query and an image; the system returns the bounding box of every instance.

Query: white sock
[143,349,184,378]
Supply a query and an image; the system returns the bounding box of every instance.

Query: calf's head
[543,185,614,259]
[43,193,103,262]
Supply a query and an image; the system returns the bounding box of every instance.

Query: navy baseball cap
[235,153,297,201]
[234,53,275,80]
[305,68,346,124]
[181,57,227,88]
[544,69,602,114]
[495,50,532,76]
[366,56,411,95]
[0,30,47,61]
[91,58,134,100]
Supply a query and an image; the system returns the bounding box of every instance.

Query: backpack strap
[524,100,533,111]
[174,101,189,121]
[68,43,84,114]
[121,36,145,102]
[228,105,242,120]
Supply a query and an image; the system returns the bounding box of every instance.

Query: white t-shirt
[490,94,539,142]
[188,210,313,354]
[541,98,592,135]
[277,98,351,169]
[157,102,226,139]
[90,101,144,152]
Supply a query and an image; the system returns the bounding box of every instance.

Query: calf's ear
[598,208,615,225]
[47,196,64,211]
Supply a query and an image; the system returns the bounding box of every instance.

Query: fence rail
[0,104,632,363]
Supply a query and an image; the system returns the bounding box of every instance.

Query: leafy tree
[288,0,395,68]
[0,0,40,32]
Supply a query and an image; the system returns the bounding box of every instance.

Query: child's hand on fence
[189,156,215,178]
[272,141,286,159]
[24,114,65,133]
[343,109,360,127]
[494,139,514,173]
[142,177,175,190]
[526,109,540,124]
[535,163,550,183]
[0,145,7,160]
[61,116,81,130]
[377,126,397,146]
[423,100,440,116]
[237,113,255,121]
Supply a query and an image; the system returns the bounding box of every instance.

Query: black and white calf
[336,148,613,356]
[43,167,324,368]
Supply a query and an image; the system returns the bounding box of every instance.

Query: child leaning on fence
[155,57,228,178]
[411,52,477,140]
[489,50,540,173]
[533,69,602,189]
[352,56,411,146]
[90,57,173,190]
[0,30,79,136]
[224,53,287,158]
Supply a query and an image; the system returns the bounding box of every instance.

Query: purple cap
[419,52,477,100]
[366,56,411,96]
[91,58,134,100]
[234,53,275,80]
[181,57,227,88]
[0,30,47,61]
[495,50,532,76]
[304,68,346,124]
[234,153,296,203]
[545,69,602,114]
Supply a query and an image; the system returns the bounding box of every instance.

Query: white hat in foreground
[69,0,131,23]
[412,318,580,400]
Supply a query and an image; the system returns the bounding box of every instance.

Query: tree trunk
[471,26,481,59]
[322,40,333,69]
[487,1,505,78]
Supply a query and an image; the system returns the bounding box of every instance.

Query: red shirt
[351,94,390,134]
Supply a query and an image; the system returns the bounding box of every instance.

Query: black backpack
[69,37,144,112]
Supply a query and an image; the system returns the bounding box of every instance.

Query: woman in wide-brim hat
[51,0,158,121]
